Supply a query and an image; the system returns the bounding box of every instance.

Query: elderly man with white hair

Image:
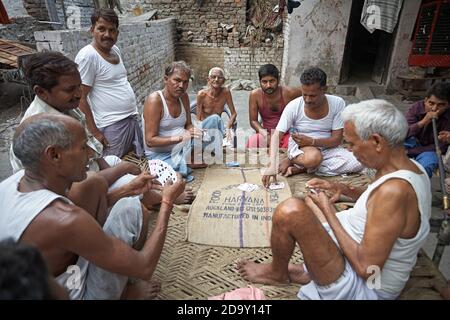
[238,99,431,300]
[193,67,237,152]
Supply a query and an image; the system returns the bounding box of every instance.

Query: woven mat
[123,153,445,300]
[186,168,292,248]
[124,153,370,299]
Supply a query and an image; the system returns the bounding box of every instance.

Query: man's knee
[273,197,309,226]
[69,171,108,200]
[295,147,323,169]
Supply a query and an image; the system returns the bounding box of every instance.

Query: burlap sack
[186,168,292,247]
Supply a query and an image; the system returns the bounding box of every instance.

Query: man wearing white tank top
[143,61,205,182]
[0,114,186,299]
[238,100,431,300]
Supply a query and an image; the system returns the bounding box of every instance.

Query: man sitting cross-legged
[246,64,302,149]
[240,100,431,300]
[262,67,363,180]
[0,114,186,300]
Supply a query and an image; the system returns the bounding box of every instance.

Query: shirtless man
[0,114,186,299]
[246,64,302,149]
[196,67,237,132]
[239,100,431,299]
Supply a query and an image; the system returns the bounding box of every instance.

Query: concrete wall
[23,0,49,21]
[55,0,95,28]
[283,0,352,87]
[2,0,28,17]
[0,16,51,43]
[34,18,176,108]
[386,0,421,92]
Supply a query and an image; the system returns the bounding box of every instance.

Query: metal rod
[431,117,449,211]
[431,117,450,266]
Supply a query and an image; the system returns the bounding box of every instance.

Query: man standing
[1,114,186,299]
[404,82,450,178]
[239,100,431,300]
[262,67,363,183]
[75,8,143,158]
[246,64,302,149]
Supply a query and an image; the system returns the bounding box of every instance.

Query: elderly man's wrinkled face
[37,72,82,112]
[260,75,278,94]
[164,69,190,98]
[59,122,92,182]
[208,69,225,89]
[343,121,376,168]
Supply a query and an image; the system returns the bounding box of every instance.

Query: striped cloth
[360,0,403,34]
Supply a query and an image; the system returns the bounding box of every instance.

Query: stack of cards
[148,159,178,185]
[237,183,259,192]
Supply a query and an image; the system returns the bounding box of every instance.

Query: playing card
[237,183,258,192]
[269,182,285,190]
[305,183,319,194]
[148,159,177,185]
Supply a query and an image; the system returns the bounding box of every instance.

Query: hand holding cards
[305,183,319,195]
[148,159,178,185]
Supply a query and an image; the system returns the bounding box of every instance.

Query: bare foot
[288,263,311,285]
[236,260,289,285]
[282,166,306,177]
[174,187,195,205]
[121,280,161,300]
[433,280,450,300]
[188,163,208,169]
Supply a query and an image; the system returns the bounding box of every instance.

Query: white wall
[282,0,352,87]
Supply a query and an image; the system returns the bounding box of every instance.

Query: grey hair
[341,99,408,147]
[165,60,191,77]
[13,119,72,171]
[208,67,225,78]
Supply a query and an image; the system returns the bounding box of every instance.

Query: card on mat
[269,182,285,190]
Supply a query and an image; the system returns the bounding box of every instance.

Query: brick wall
[122,0,246,45]
[55,0,95,28]
[177,44,283,87]
[34,18,176,108]
[120,0,284,84]
[224,46,283,82]
[23,0,49,21]
[0,16,51,43]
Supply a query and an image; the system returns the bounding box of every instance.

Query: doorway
[340,0,396,85]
